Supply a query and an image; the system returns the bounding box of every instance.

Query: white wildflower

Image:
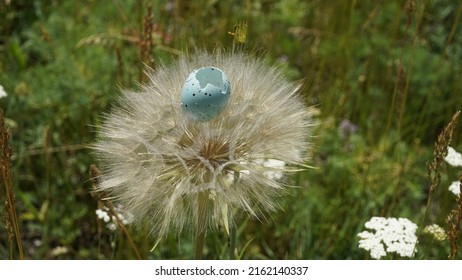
[358,217,418,259]
[423,224,447,241]
[50,246,69,257]
[239,159,286,180]
[448,181,461,196]
[95,206,133,231]
[0,85,7,98]
[95,208,111,223]
[262,159,286,180]
[106,223,117,231]
[357,231,387,259]
[445,147,462,167]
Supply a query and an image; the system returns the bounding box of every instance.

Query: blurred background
[1,0,462,259]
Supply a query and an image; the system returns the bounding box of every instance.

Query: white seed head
[93,51,313,239]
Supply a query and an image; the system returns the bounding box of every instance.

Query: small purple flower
[339,119,359,136]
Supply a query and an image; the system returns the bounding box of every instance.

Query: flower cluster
[444,146,462,196]
[0,84,7,98]
[50,246,69,257]
[358,217,418,259]
[445,147,462,167]
[423,224,447,241]
[238,159,286,180]
[448,181,461,196]
[93,51,312,239]
[95,206,134,231]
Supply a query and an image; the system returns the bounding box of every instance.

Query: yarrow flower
[423,224,447,241]
[237,159,286,180]
[0,84,7,98]
[93,51,312,241]
[50,246,69,257]
[444,147,462,196]
[357,217,418,259]
[448,181,461,196]
[95,206,134,231]
[444,147,462,167]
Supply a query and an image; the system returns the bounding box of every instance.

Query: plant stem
[228,225,236,260]
[195,191,208,260]
[89,165,142,259]
[1,109,24,259]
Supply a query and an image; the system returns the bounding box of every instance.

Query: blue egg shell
[181,66,231,121]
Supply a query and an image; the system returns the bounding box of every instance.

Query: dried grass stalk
[0,108,24,259]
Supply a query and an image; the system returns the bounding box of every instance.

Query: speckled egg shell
[181,66,231,121]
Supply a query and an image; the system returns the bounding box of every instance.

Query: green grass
[1,0,462,259]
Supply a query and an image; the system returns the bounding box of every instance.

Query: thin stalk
[416,111,460,256]
[195,191,208,260]
[397,1,425,139]
[89,165,142,259]
[228,225,236,260]
[447,173,462,259]
[41,126,51,257]
[1,109,24,259]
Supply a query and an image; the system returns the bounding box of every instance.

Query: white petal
[449,181,461,195]
[445,147,462,167]
[0,85,7,98]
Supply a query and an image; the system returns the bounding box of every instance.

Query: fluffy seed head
[93,51,312,239]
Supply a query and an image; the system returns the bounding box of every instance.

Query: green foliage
[1,0,461,259]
